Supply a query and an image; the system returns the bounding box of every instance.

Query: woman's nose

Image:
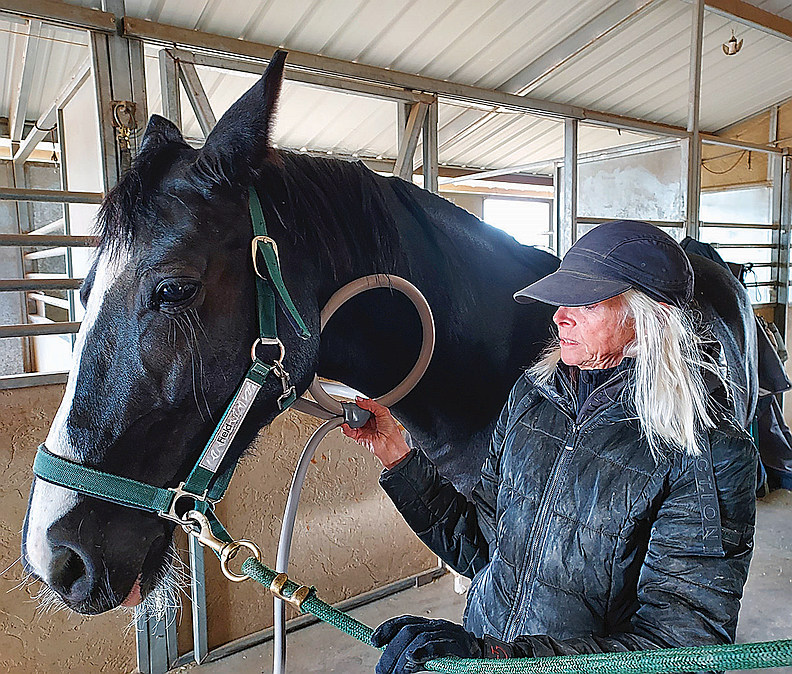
[553,306,573,327]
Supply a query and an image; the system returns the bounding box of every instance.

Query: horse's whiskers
[172,313,213,423]
[129,542,189,626]
[33,583,67,618]
[1,554,23,578]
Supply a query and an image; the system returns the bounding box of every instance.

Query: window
[483,198,553,250]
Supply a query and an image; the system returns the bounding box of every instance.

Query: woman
[343,221,757,674]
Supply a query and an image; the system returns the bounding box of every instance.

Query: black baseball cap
[514,220,693,308]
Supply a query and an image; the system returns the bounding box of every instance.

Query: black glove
[371,616,484,674]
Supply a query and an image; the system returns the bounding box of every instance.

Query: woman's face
[553,295,635,370]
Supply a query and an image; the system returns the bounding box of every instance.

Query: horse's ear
[196,50,287,186]
[140,115,188,152]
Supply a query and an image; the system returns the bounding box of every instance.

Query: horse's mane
[94,144,402,278]
[95,141,556,285]
[258,152,402,279]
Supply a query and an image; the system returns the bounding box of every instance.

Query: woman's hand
[371,616,484,674]
[341,397,411,469]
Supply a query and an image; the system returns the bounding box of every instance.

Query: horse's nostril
[49,546,91,601]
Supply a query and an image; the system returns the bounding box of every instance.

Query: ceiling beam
[122,15,692,137]
[9,19,42,144]
[0,0,116,32]
[703,0,792,42]
[501,0,658,95]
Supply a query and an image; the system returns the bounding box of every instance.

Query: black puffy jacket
[380,361,757,657]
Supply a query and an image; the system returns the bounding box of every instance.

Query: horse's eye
[155,279,200,308]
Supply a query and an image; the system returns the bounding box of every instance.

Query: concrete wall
[0,383,436,670]
[577,145,685,224]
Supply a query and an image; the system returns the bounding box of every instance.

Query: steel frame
[685,0,705,239]
[1,3,791,672]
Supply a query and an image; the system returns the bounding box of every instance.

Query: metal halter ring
[251,235,279,279]
[220,540,262,583]
[181,510,262,582]
[250,337,285,364]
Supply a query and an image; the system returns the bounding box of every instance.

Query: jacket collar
[527,358,634,424]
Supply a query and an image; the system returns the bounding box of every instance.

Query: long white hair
[529,289,718,459]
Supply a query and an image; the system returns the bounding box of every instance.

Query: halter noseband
[33,186,309,544]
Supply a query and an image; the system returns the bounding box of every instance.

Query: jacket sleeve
[378,379,522,579]
[488,425,758,660]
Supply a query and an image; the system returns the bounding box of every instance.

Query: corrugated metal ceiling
[2,0,790,172]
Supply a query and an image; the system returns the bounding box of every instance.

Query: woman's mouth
[560,338,578,346]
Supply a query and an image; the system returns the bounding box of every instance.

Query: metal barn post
[422,98,439,194]
[684,0,705,239]
[776,154,792,332]
[559,118,578,256]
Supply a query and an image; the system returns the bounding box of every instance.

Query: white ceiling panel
[4,0,791,172]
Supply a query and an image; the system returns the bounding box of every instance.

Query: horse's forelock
[96,142,195,257]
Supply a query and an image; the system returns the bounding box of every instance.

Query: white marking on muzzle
[25,251,129,581]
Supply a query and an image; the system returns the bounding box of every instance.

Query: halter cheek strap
[33,187,311,545]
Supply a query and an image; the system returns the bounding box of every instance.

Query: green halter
[33,187,310,543]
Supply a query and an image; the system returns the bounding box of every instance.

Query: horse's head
[22,52,317,614]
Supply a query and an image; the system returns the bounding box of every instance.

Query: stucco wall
[0,384,436,670]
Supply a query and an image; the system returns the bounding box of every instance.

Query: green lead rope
[240,557,792,674]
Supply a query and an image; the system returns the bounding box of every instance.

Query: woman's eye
[155,279,200,308]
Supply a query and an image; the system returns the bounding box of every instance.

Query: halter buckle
[251,235,279,279]
[161,482,209,523]
[251,337,285,365]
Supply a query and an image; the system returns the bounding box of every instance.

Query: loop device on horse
[28,186,792,673]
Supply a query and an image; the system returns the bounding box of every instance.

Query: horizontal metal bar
[701,133,784,154]
[0,322,80,338]
[29,218,65,235]
[169,49,433,104]
[707,242,776,248]
[0,371,68,389]
[0,234,96,247]
[28,292,71,309]
[0,187,103,204]
[172,566,446,669]
[24,247,67,260]
[700,222,779,229]
[578,217,684,227]
[0,0,116,32]
[0,278,83,291]
[744,281,777,288]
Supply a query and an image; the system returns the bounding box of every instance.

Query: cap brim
[513,269,631,307]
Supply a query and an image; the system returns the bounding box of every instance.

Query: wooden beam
[705,0,792,42]
[393,103,427,180]
[178,61,217,135]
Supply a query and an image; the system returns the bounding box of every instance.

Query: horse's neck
[296,171,550,468]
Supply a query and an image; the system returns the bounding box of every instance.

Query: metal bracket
[270,572,312,611]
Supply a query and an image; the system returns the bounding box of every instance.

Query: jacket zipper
[502,419,576,640]
[502,395,615,641]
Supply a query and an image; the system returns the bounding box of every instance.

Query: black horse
[21,53,757,616]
